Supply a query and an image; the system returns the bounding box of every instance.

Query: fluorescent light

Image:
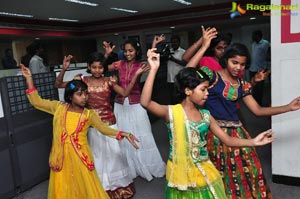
[250,17,256,20]
[0,12,33,18]
[110,7,138,13]
[64,0,98,6]
[170,26,175,29]
[173,0,192,5]
[49,18,79,22]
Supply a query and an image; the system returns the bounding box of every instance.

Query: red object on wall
[281,0,300,43]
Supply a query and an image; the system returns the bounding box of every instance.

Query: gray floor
[12,82,300,199]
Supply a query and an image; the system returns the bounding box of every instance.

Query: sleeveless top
[113,60,142,104]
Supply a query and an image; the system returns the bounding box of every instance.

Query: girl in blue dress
[187,29,300,199]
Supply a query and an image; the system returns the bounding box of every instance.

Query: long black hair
[123,39,142,61]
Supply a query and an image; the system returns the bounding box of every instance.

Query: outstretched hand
[136,63,150,76]
[103,41,115,56]
[63,55,73,70]
[20,64,32,78]
[152,34,166,47]
[288,96,300,111]
[253,129,275,146]
[252,69,270,84]
[147,48,160,70]
[125,133,140,149]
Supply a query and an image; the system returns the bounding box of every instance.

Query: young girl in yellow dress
[140,46,275,198]
[20,65,139,199]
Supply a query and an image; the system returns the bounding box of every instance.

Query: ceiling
[0,0,270,37]
[1,0,232,23]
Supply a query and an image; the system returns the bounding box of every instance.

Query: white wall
[271,0,300,177]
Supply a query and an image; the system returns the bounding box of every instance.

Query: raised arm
[55,55,73,88]
[113,63,150,97]
[182,36,203,63]
[186,26,218,68]
[209,115,275,147]
[21,64,34,89]
[140,48,169,121]
[152,34,166,48]
[21,64,58,114]
[103,41,117,71]
[243,94,300,116]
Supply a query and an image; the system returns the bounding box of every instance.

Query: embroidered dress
[113,60,166,181]
[166,104,227,199]
[84,76,135,199]
[26,90,121,199]
[202,67,273,199]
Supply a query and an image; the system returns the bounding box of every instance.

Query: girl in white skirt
[104,39,166,181]
[56,52,147,198]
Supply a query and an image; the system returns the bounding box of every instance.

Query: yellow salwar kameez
[27,89,121,199]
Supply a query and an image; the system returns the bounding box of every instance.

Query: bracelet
[24,74,32,78]
[116,131,124,141]
[26,87,36,94]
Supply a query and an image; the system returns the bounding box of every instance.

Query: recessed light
[110,7,138,13]
[0,12,33,18]
[64,0,98,6]
[173,0,192,5]
[49,18,79,22]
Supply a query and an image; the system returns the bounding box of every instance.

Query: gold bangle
[24,74,32,78]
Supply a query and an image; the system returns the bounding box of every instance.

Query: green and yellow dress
[166,104,227,199]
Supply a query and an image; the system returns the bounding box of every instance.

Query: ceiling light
[250,17,256,20]
[110,7,138,13]
[170,26,176,29]
[49,18,79,22]
[64,0,98,6]
[0,12,33,18]
[173,0,192,5]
